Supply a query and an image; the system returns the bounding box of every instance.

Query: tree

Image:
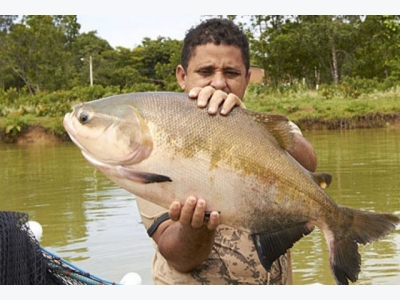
[1,15,81,93]
[0,15,17,34]
[353,15,400,79]
[99,47,144,89]
[0,15,18,89]
[2,14,399,94]
[133,37,182,89]
[244,15,361,87]
[71,30,114,87]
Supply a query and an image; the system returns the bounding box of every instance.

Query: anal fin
[251,222,314,272]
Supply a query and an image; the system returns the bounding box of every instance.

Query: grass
[1,84,400,142]
[243,86,400,124]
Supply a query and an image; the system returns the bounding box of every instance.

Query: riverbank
[297,112,400,130]
[2,112,400,145]
[2,85,400,145]
[3,125,67,145]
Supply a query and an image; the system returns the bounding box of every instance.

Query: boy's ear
[176,65,186,90]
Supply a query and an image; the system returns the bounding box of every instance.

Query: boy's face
[176,43,250,99]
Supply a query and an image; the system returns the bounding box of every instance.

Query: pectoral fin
[251,222,314,272]
[117,166,172,184]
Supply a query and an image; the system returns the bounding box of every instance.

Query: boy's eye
[198,69,213,76]
[226,71,240,78]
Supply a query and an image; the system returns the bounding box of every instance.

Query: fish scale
[63,91,400,285]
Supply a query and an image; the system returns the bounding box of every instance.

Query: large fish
[63,92,399,285]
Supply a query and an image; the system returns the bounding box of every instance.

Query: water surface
[1,128,399,285]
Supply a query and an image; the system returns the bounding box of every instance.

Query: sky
[6,1,396,50]
[77,15,204,49]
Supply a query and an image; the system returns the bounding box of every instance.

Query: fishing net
[0,211,117,285]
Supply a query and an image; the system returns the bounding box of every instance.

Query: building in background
[249,66,265,84]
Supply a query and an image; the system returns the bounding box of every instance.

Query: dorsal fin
[242,110,294,151]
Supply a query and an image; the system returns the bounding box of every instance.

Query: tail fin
[329,207,399,285]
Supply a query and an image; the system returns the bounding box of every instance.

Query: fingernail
[211,211,220,217]
[208,107,217,114]
[198,100,207,108]
[197,199,205,207]
[189,90,196,97]
[187,197,196,205]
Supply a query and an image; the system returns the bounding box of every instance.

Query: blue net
[0,211,119,285]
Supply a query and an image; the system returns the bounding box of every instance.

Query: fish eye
[79,112,90,124]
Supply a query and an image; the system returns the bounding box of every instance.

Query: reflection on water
[1,128,399,285]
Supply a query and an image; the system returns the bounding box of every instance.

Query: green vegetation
[1,15,400,142]
[1,82,400,143]
[243,82,400,130]
[0,84,164,142]
[244,82,400,120]
[2,15,400,93]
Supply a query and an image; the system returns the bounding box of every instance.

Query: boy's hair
[180,18,250,73]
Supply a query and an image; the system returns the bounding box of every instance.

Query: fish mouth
[63,109,150,170]
[63,114,89,157]
[63,113,108,168]
[63,113,75,137]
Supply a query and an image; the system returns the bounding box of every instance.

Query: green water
[0,142,154,283]
[293,128,400,285]
[1,128,399,285]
